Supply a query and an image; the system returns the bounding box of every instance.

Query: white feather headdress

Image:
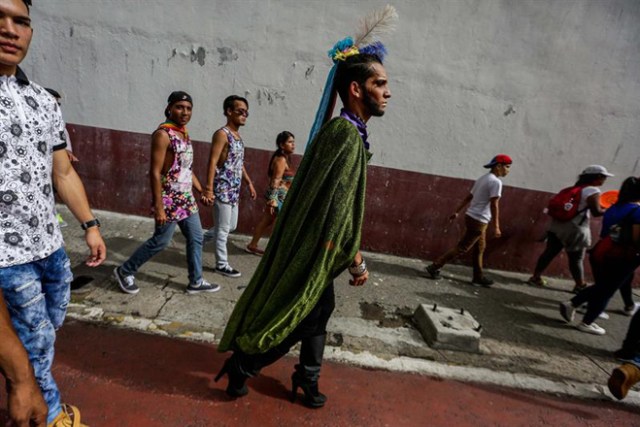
[353,4,398,47]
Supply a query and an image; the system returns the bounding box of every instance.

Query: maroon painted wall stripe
[67,123,605,279]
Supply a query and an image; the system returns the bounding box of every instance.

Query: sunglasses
[233,109,249,117]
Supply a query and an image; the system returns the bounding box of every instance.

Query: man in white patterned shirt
[0,1,106,425]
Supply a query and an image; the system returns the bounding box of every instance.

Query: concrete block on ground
[414,303,481,354]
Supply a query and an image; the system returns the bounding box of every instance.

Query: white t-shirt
[572,186,600,225]
[466,172,502,224]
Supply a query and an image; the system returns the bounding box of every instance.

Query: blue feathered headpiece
[306,5,398,149]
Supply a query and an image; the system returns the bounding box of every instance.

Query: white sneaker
[624,302,640,316]
[577,322,606,335]
[598,312,610,320]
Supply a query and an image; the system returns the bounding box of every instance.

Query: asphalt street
[2,321,638,427]
[2,207,638,426]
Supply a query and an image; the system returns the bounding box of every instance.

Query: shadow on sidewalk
[408,266,621,370]
[54,321,233,401]
[52,320,309,404]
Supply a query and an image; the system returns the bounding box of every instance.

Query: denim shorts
[0,247,72,424]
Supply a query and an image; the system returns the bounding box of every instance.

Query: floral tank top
[214,127,245,205]
[156,127,198,222]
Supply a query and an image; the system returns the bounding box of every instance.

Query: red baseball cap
[483,154,513,168]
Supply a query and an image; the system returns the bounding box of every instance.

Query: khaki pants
[434,215,488,279]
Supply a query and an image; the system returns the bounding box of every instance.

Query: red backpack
[546,185,586,222]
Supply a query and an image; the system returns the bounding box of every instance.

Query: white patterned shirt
[0,67,67,267]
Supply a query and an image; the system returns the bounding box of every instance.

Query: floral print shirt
[0,68,67,267]
[213,127,245,205]
[155,127,198,222]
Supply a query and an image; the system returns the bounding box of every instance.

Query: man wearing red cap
[425,154,512,286]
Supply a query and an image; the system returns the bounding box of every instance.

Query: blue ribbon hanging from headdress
[305,35,389,151]
[305,64,337,150]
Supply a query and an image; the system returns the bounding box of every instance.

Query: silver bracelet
[349,259,367,276]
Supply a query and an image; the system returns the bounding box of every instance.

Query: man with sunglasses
[202,95,256,277]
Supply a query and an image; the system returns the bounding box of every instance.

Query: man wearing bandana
[113,92,220,296]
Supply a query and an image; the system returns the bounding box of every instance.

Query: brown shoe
[608,363,640,400]
[47,404,88,427]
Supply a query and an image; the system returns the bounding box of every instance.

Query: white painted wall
[24,0,640,191]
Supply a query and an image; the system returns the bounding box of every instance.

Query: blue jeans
[121,213,203,285]
[0,247,72,424]
[204,200,238,268]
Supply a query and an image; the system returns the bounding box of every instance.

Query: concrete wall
[23,1,640,276]
[26,0,640,190]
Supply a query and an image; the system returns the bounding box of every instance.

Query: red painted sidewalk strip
[1,321,638,426]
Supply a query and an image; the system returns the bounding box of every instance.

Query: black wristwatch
[80,218,101,231]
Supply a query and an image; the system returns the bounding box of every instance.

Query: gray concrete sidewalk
[58,207,640,406]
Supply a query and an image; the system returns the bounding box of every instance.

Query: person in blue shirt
[599,178,640,318]
[559,176,640,336]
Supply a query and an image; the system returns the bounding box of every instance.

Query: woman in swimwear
[245,131,296,255]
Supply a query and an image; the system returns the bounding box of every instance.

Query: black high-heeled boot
[290,334,327,408]
[290,369,327,408]
[214,355,249,397]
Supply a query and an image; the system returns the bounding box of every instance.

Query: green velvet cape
[218,117,370,354]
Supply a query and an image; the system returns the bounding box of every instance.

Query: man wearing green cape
[216,48,391,407]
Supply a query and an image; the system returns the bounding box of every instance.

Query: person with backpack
[559,176,640,335]
[527,165,611,293]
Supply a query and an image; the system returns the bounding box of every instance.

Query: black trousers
[572,241,639,325]
[237,283,335,379]
[623,308,640,355]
